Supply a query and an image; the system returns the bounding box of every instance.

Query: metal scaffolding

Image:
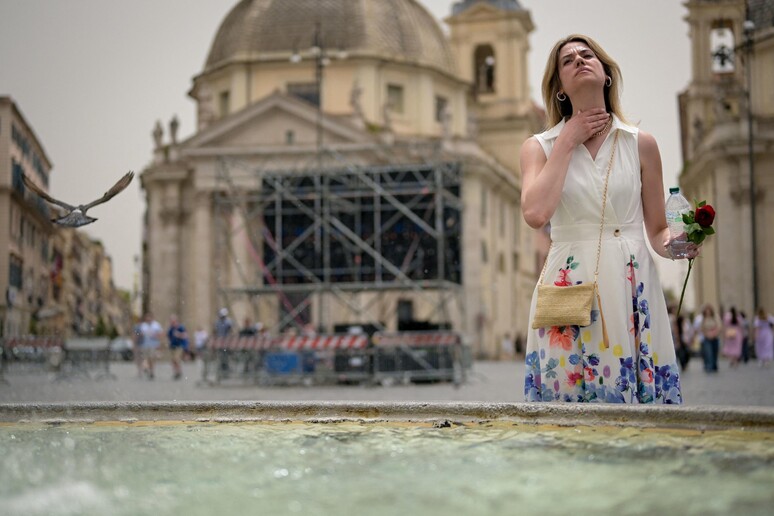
[212,142,466,334]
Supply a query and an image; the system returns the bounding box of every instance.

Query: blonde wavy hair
[541,34,627,127]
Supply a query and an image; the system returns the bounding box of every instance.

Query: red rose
[695,204,715,227]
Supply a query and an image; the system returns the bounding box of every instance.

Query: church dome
[204,0,457,77]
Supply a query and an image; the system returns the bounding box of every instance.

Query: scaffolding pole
[212,143,465,335]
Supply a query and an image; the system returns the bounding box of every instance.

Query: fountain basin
[1,402,772,515]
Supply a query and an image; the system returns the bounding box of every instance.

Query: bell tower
[679,0,746,162]
[447,0,539,177]
[677,0,774,316]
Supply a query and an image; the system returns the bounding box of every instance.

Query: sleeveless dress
[524,115,682,404]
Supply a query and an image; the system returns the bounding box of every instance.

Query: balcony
[12,160,52,221]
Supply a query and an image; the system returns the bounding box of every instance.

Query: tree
[95,316,107,337]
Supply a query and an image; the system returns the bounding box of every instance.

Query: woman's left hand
[685,243,701,259]
[664,236,701,260]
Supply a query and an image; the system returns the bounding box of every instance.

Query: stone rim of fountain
[1,401,773,430]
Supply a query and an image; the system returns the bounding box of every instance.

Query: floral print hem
[524,254,682,404]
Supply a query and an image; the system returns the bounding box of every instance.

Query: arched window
[710,20,735,74]
[474,44,496,93]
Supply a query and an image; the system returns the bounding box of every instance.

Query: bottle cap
[669,187,680,194]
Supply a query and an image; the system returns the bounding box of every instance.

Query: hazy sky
[0,0,691,294]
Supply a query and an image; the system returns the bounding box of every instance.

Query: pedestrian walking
[500,333,513,360]
[753,308,774,367]
[675,314,691,371]
[194,326,209,359]
[214,308,233,338]
[739,311,750,363]
[132,318,143,377]
[214,308,233,373]
[699,305,721,373]
[683,312,697,354]
[721,307,743,368]
[167,314,188,380]
[139,312,163,379]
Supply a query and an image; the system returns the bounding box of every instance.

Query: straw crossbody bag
[531,132,618,337]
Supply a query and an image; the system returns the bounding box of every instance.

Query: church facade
[141,0,543,357]
[679,0,774,316]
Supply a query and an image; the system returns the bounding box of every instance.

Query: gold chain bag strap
[531,131,619,334]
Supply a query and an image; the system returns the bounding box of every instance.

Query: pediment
[184,91,371,150]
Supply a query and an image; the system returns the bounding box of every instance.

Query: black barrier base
[373,345,458,383]
[201,343,470,387]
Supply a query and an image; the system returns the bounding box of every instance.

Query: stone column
[157,182,181,324]
[230,204,261,322]
[191,190,213,332]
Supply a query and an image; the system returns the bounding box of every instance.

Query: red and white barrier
[208,336,278,350]
[281,335,368,350]
[2,336,64,349]
[372,332,459,347]
[208,332,458,351]
[208,334,368,350]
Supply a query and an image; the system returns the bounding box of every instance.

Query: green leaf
[696,200,706,208]
[687,223,702,234]
[682,212,694,224]
[570,262,579,270]
[703,226,715,235]
[566,256,573,264]
[690,232,707,245]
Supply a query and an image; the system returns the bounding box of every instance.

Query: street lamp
[289,23,345,153]
[743,19,758,313]
[288,24,347,331]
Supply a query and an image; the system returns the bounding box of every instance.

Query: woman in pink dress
[721,307,743,367]
[753,308,774,367]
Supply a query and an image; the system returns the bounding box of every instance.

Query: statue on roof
[152,121,163,149]
[169,115,179,145]
[349,80,366,129]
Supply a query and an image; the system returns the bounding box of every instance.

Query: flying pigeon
[22,171,134,227]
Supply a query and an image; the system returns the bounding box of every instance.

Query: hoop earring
[605,76,612,87]
[556,91,567,102]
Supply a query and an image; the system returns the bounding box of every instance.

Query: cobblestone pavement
[1,356,771,407]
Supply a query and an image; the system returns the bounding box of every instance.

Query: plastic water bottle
[665,187,691,258]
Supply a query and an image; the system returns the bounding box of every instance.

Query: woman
[700,305,721,372]
[753,308,774,367]
[675,314,691,371]
[739,311,750,363]
[721,307,743,367]
[521,35,699,403]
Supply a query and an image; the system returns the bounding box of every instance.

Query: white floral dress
[524,116,682,404]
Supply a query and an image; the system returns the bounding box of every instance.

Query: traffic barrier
[0,336,65,382]
[58,337,116,381]
[281,335,368,351]
[201,335,275,384]
[199,331,469,387]
[201,334,370,385]
[372,331,466,385]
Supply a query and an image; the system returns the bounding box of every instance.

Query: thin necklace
[591,115,613,138]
